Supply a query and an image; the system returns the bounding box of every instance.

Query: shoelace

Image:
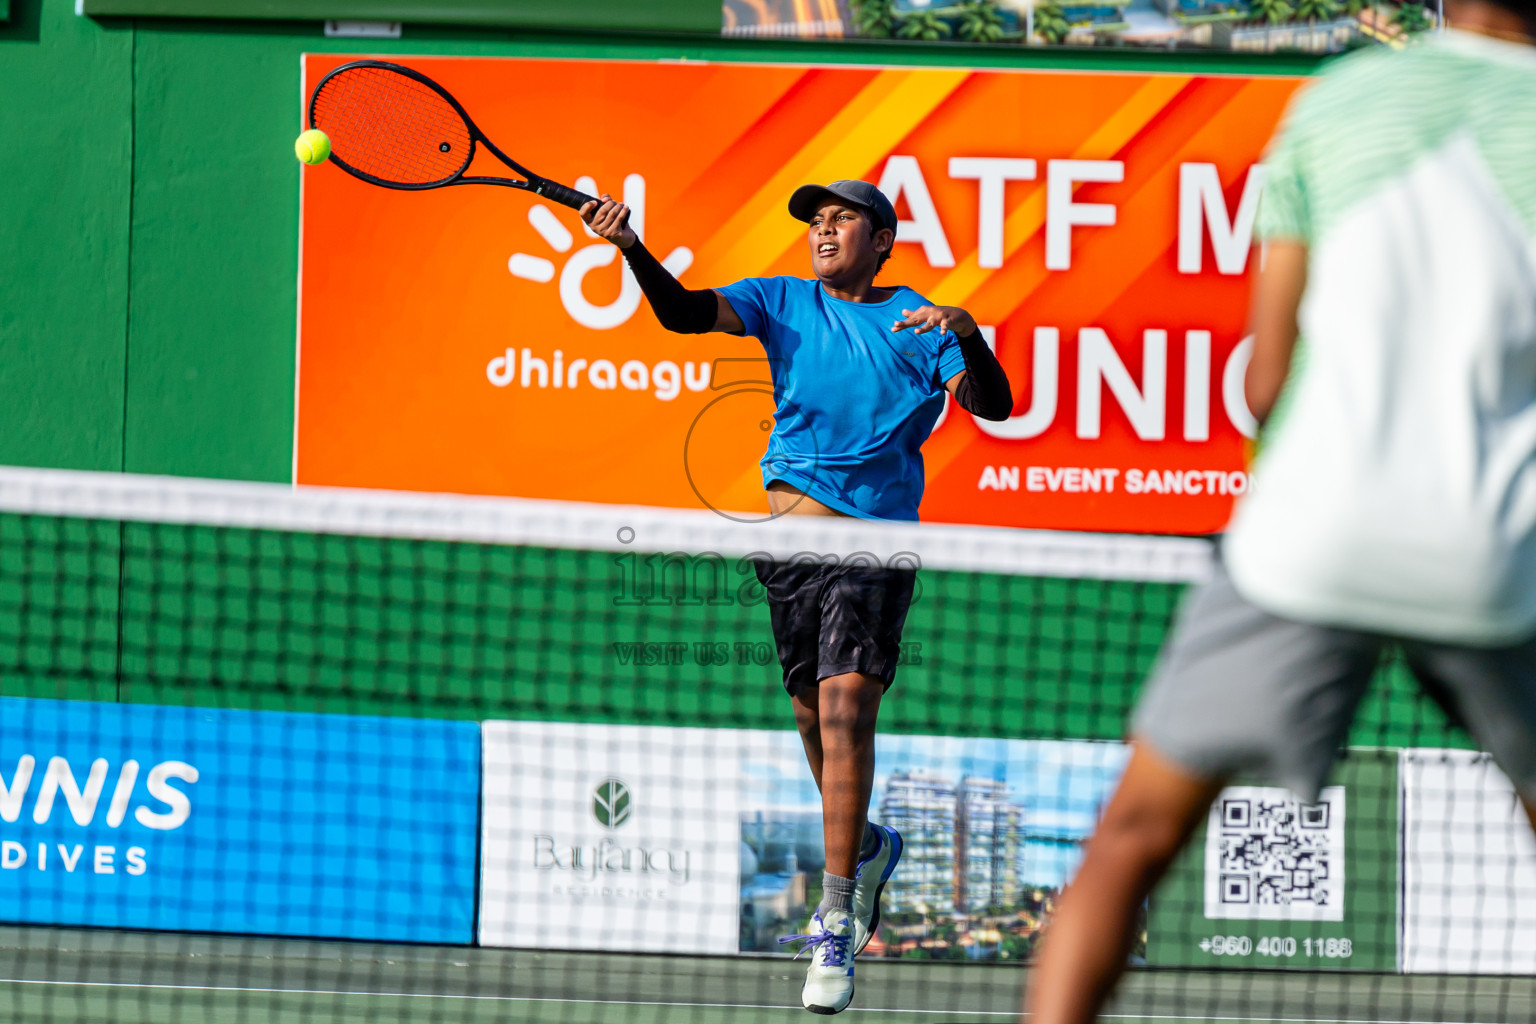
[777,926,850,967]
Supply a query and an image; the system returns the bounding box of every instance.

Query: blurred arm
[1245,241,1307,425]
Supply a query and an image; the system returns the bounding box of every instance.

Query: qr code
[1203,785,1345,922]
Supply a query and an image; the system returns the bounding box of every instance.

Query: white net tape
[0,465,1214,583]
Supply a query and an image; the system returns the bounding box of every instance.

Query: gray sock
[818,871,856,918]
[859,822,882,862]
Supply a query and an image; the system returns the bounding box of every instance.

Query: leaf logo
[592,778,632,830]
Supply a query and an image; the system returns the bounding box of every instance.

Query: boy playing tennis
[1028,4,1536,1021]
[582,180,1012,1014]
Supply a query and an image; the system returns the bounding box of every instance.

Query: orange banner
[297,55,1302,533]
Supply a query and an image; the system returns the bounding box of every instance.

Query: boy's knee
[817,674,883,735]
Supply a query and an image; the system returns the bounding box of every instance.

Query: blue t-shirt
[715,276,968,522]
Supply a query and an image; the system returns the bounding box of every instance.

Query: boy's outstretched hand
[892,305,977,338]
[578,193,637,249]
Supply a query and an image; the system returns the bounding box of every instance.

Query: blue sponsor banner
[0,697,479,943]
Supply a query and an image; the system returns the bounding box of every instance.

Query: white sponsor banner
[479,721,745,952]
[1202,785,1346,922]
[480,720,1132,957]
[1401,748,1536,974]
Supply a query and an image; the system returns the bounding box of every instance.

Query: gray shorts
[1134,559,1536,804]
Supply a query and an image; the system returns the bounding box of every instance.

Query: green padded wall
[0,0,131,472]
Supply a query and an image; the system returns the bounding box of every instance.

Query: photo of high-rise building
[739,733,1130,960]
[879,770,957,916]
[956,776,1024,916]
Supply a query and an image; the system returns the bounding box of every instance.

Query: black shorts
[753,556,917,696]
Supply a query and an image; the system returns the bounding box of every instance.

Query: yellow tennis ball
[294,128,331,165]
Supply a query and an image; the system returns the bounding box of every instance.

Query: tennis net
[0,465,1532,1024]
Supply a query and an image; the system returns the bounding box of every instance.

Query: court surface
[3,927,1534,1024]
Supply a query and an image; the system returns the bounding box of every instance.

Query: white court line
[0,977,1497,1024]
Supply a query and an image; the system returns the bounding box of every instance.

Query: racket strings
[313,67,475,187]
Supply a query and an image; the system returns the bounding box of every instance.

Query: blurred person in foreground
[1027,4,1536,1022]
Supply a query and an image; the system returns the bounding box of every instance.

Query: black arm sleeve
[621,240,717,334]
[948,330,1014,421]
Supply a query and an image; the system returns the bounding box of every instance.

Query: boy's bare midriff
[766,480,847,517]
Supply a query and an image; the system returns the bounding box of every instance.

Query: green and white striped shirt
[1225,30,1536,644]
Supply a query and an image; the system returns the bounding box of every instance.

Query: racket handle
[536,180,599,211]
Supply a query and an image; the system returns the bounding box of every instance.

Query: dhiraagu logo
[507,173,692,330]
[593,778,632,830]
[490,173,711,401]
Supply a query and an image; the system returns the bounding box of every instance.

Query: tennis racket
[307,59,598,210]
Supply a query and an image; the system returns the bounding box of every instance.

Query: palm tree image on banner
[721,0,1437,52]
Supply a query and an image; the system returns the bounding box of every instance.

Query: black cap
[788,180,898,235]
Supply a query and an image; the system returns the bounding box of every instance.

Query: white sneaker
[780,909,855,1014]
[852,824,903,955]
